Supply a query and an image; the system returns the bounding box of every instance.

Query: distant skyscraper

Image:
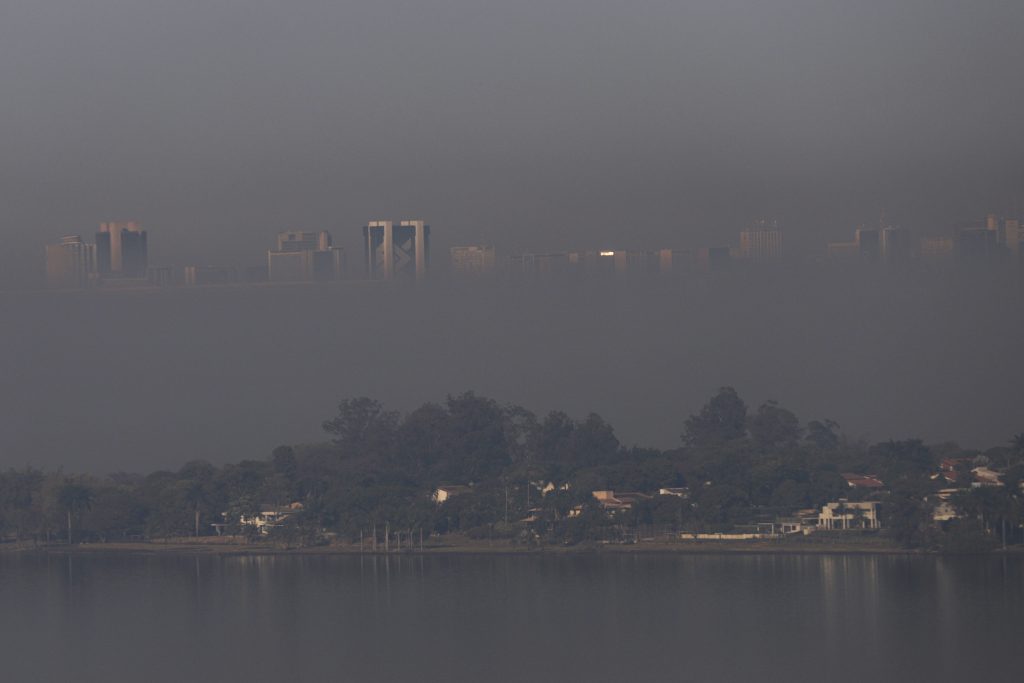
[1004,219,1021,263]
[363,220,429,280]
[881,226,913,264]
[739,219,783,260]
[267,230,344,283]
[96,221,147,276]
[450,246,496,276]
[854,228,881,260]
[880,227,913,264]
[45,235,96,288]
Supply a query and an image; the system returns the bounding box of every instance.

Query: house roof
[436,485,473,493]
[841,473,885,488]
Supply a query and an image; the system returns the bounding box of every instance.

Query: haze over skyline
[3,1,1024,288]
[2,1,1023,474]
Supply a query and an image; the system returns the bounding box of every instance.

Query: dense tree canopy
[1,389,1021,551]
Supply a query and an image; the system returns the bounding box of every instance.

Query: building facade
[364,220,430,280]
[267,230,345,282]
[739,219,783,260]
[450,245,497,276]
[96,221,147,276]
[45,235,97,288]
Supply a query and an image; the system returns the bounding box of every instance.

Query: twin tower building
[267,219,430,283]
[46,219,429,289]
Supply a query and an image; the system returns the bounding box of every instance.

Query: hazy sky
[2,2,1023,473]
[2,0,1023,287]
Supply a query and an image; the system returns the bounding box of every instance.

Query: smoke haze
[2,1,1024,288]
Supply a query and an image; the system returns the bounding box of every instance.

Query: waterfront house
[818,500,881,530]
[433,485,473,504]
[240,502,304,535]
[592,490,651,513]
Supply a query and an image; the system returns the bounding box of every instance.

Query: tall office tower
[363,219,430,280]
[45,235,97,288]
[881,226,913,264]
[1005,219,1021,263]
[986,213,1000,235]
[739,219,783,260]
[96,221,147,276]
[267,230,344,282]
[450,246,496,276]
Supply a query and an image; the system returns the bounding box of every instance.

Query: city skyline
[39,208,1024,290]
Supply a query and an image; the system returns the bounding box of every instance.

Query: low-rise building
[239,502,304,535]
[592,490,650,513]
[841,473,885,490]
[433,485,473,504]
[818,500,881,530]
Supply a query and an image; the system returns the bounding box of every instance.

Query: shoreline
[5,536,1016,557]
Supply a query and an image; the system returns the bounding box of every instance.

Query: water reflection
[2,553,1022,683]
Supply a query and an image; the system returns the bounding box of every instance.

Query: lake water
[1,552,1021,682]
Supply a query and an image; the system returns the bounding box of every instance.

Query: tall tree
[323,397,399,459]
[57,482,93,545]
[749,401,801,450]
[683,387,748,447]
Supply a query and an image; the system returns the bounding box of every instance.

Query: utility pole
[372,524,377,553]
[385,522,390,553]
[504,487,509,525]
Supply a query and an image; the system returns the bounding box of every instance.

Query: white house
[818,500,881,530]
[433,485,473,504]
[239,502,304,535]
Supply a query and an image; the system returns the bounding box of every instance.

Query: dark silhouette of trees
[1,389,1019,552]
[683,387,747,446]
[57,481,93,544]
[749,401,802,450]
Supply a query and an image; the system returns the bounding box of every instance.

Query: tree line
[2,389,1022,551]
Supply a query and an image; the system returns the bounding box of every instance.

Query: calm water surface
[0,553,1021,682]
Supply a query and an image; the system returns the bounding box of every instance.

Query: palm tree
[182,481,210,538]
[57,482,93,545]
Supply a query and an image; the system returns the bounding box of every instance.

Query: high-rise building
[955,225,998,261]
[881,227,913,264]
[1005,219,1021,263]
[363,219,429,280]
[450,246,496,276]
[96,221,147,276]
[45,235,96,288]
[267,230,345,283]
[739,219,783,260]
[854,228,881,260]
